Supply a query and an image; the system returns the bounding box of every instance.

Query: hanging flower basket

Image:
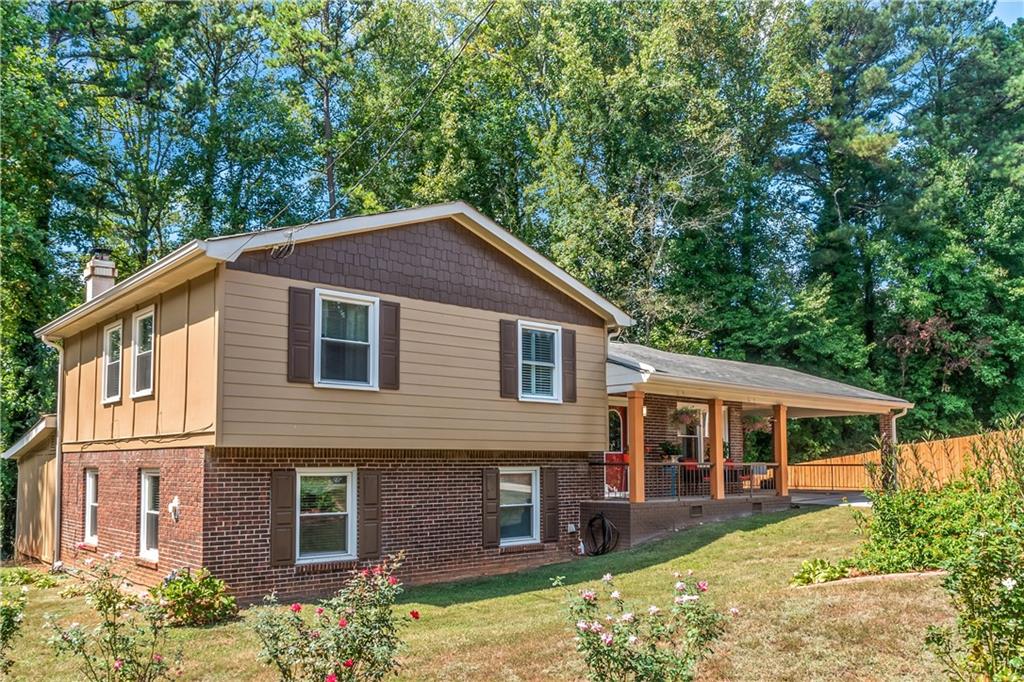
[742,415,772,434]
[669,407,701,427]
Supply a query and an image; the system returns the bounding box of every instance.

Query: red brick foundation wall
[59,448,206,586]
[879,413,896,444]
[203,448,594,601]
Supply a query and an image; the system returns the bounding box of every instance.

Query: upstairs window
[102,321,122,404]
[84,469,98,545]
[131,306,155,398]
[518,321,561,402]
[314,289,378,390]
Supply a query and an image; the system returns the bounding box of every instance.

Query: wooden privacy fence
[787,433,993,492]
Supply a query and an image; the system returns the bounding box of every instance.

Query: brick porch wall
[204,448,594,601]
[727,402,744,462]
[59,448,206,585]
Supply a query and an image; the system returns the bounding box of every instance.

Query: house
[12,201,911,600]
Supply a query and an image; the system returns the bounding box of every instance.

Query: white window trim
[84,469,99,545]
[313,288,379,391]
[139,469,159,562]
[517,320,562,403]
[101,320,123,404]
[607,409,624,453]
[130,305,155,399]
[295,467,358,564]
[498,466,541,547]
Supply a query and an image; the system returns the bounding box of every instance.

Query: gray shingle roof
[608,342,910,405]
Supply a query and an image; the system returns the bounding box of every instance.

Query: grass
[2,505,953,681]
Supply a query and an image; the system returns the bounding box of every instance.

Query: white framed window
[84,469,99,545]
[498,467,540,546]
[296,468,357,563]
[608,409,623,453]
[101,321,122,404]
[314,289,379,390]
[518,321,562,402]
[139,470,160,561]
[130,306,155,398]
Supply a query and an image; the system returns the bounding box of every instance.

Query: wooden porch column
[773,404,789,496]
[708,398,725,500]
[627,390,645,503]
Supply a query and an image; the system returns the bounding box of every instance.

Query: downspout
[41,335,63,566]
[891,407,908,443]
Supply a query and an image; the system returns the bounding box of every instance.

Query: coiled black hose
[584,512,619,556]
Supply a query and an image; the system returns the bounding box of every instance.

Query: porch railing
[593,460,781,500]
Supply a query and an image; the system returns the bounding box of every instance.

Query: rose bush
[44,555,182,681]
[149,567,237,626]
[555,572,724,682]
[252,553,416,681]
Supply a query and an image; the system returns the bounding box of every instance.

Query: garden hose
[584,512,619,556]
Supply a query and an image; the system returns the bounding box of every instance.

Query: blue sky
[994,0,1023,24]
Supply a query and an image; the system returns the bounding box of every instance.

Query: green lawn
[4,505,953,681]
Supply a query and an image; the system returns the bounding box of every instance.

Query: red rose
[343,659,355,669]
[338,617,348,628]
[409,610,420,620]
[387,576,398,586]
[290,603,302,613]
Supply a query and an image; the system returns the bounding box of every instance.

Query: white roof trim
[3,415,56,460]
[204,201,633,327]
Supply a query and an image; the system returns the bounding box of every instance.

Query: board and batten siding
[60,268,219,452]
[15,436,56,563]
[219,269,609,451]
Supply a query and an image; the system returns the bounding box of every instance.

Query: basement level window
[296,469,356,563]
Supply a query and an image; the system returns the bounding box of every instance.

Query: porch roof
[607,342,912,417]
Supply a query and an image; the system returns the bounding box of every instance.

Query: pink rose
[600,632,613,646]
[343,659,355,668]
[387,576,398,586]
[581,589,597,601]
[290,603,302,613]
[338,617,348,628]
[316,606,324,616]
[113,660,123,671]
[697,581,708,592]
[326,674,337,682]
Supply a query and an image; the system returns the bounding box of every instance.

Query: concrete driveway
[790,491,871,508]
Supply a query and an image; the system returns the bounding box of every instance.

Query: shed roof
[608,343,911,415]
[2,415,56,460]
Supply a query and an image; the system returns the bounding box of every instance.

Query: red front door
[604,406,628,498]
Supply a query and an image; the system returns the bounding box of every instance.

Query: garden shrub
[149,567,237,626]
[0,587,27,675]
[252,553,415,681]
[45,555,183,681]
[555,572,724,682]
[789,558,853,586]
[0,566,59,589]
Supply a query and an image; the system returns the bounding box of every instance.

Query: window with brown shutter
[379,302,400,390]
[270,469,296,566]
[358,470,382,560]
[542,467,559,543]
[287,288,314,383]
[561,329,576,403]
[482,467,500,548]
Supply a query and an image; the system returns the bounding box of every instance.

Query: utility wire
[268,0,497,260]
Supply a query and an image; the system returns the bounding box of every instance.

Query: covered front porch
[583,343,913,549]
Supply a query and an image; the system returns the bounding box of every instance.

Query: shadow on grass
[401,505,824,608]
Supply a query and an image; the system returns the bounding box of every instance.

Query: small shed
[3,415,57,564]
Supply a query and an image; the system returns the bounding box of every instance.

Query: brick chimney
[83,247,117,301]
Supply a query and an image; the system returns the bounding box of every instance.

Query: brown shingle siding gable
[226,218,604,327]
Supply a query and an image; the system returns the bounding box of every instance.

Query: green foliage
[554,572,724,682]
[0,587,27,675]
[251,553,413,681]
[0,567,60,589]
[148,568,237,627]
[789,558,853,586]
[45,556,183,681]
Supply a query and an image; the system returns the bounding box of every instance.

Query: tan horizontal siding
[220,269,609,451]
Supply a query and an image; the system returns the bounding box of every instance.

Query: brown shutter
[562,329,576,403]
[358,469,382,560]
[482,467,500,548]
[542,467,559,543]
[287,287,314,383]
[499,320,517,399]
[379,302,400,390]
[270,469,296,567]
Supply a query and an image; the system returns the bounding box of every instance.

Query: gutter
[891,407,909,442]
[41,336,64,566]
